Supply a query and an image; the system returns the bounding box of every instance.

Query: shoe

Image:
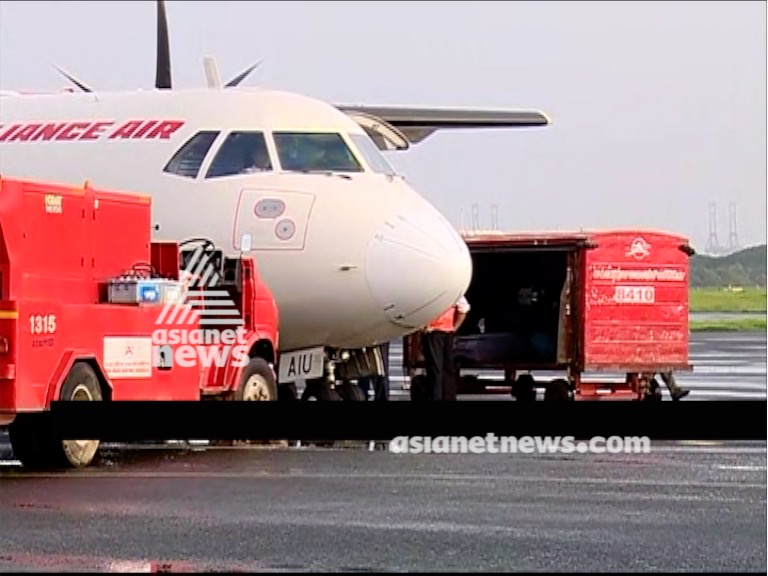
[671,389,690,401]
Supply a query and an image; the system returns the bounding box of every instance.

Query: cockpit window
[273,132,363,173]
[206,131,273,178]
[348,133,397,176]
[163,131,219,179]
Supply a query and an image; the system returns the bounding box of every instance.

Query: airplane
[0,0,549,400]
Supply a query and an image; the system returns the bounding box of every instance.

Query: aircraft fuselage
[0,88,473,352]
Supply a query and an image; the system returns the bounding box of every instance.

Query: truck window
[163,131,219,179]
[206,131,273,178]
[273,132,363,173]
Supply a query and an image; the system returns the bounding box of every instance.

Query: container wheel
[56,361,103,468]
[235,357,278,401]
[511,374,536,401]
[544,378,571,401]
[337,382,366,401]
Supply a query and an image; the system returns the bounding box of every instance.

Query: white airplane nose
[366,209,472,329]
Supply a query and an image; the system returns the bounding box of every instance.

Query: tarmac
[0,441,765,572]
[0,331,765,572]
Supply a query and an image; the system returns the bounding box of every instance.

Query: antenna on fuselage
[202,56,265,89]
[224,60,264,87]
[52,65,93,93]
[203,57,223,89]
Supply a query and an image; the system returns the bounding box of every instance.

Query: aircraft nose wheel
[299,379,340,448]
[300,379,341,401]
[336,382,366,401]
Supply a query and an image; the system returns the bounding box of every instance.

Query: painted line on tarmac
[716,465,767,471]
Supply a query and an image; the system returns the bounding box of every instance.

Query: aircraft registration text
[278,346,325,384]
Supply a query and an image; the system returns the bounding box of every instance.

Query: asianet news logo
[152,244,250,369]
[388,434,652,454]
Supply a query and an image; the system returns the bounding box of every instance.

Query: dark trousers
[421,330,457,401]
[358,342,390,401]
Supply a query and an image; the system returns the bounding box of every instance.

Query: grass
[689,287,767,313]
[689,316,767,333]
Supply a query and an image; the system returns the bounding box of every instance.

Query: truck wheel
[56,361,103,468]
[8,413,56,469]
[337,382,366,401]
[235,357,278,401]
[544,378,570,401]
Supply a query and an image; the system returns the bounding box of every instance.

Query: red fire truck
[0,177,279,468]
[403,229,695,401]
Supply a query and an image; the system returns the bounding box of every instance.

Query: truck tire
[337,382,366,401]
[56,361,103,468]
[8,413,55,469]
[235,357,278,401]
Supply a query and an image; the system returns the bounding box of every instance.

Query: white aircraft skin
[0,88,474,352]
[0,0,549,374]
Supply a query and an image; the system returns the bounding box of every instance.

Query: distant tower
[471,203,480,231]
[490,204,499,231]
[728,202,740,252]
[707,203,721,255]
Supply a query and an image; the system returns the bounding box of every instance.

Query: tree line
[690,245,767,288]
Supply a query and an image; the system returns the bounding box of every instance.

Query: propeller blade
[155,0,172,89]
[224,60,263,88]
[203,57,223,89]
[52,65,93,93]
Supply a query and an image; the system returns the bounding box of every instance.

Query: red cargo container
[402,229,695,401]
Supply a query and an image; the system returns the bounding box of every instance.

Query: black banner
[43,400,767,442]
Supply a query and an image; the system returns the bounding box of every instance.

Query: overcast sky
[1,0,765,250]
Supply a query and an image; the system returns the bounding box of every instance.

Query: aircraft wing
[336,105,550,151]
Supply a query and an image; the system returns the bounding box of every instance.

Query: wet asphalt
[0,331,765,572]
[0,442,765,572]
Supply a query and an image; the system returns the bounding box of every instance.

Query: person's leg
[659,371,690,400]
[373,342,390,401]
[442,332,458,401]
[357,377,370,400]
[422,331,444,401]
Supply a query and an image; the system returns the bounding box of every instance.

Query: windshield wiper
[285,169,352,180]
